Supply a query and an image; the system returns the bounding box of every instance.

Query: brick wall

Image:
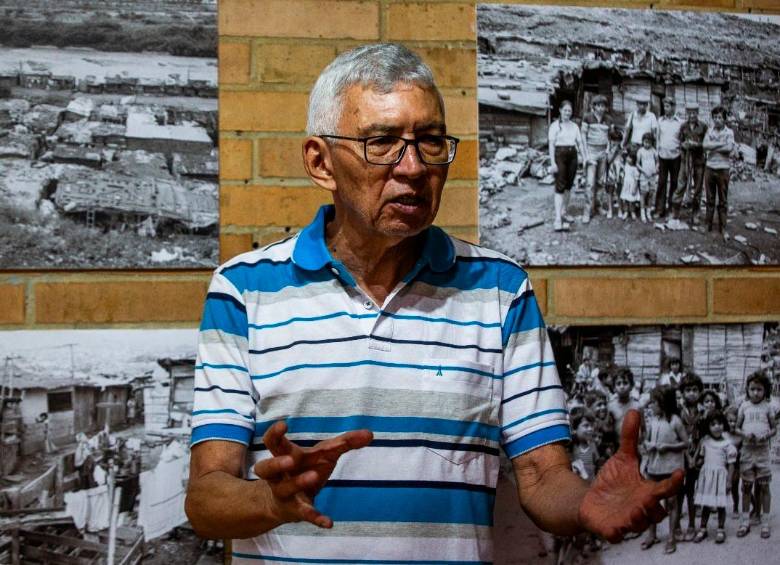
[1,0,778,331]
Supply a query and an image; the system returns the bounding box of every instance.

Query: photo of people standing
[478,5,780,266]
[492,322,780,564]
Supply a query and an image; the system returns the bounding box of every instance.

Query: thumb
[618,409,641,458]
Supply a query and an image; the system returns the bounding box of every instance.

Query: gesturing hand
[578,409,684,543]
[253,421,373,529]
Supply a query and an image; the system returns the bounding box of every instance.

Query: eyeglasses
[319,134,459,165]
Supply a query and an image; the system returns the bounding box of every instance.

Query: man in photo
[656,98,684,219]
[671,103,708,227]
[703,105,735,239]
[185,43,682,563]
[581,94,616,223]
[623,93,659,152]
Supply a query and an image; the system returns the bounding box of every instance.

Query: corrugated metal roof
[125,122,211,143]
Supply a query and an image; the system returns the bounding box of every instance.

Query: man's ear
[302,136,337,192]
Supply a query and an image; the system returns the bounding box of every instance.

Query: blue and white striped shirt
[192,205,570,564]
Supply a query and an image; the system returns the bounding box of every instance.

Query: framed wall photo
[478,5,780,266]
[493,321,780,564]
[0,328,223,563]
[0,1,218,269]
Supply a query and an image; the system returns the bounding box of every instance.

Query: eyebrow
[358,122,447,136]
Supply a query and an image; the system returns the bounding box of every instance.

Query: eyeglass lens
[365,135,455,164]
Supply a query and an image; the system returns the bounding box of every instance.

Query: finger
[302,430,374,465]
[313,429,373,452]
[254,454,295,481]
[298,502,333,529]
[271,470,320,499]
[262,420,288,453]
[617,409,641,458]
[627,505,650,533]
[651,468,684,500]
[646,501,668,524]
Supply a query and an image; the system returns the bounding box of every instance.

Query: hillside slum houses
[0,365,142,477]
[144,358,195,438]
[3,62,216,98]
[549,323,770,398]
[478,8,780,170]
[0,94,218,232]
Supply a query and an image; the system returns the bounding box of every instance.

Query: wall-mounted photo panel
[0,1,218,269]
[478,5,780,266]
[0,328,222,563]
[493,321,780,564]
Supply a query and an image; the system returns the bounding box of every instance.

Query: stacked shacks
[551,323,768,394]
[478,6,780,159]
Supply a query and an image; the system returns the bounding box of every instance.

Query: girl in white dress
[694,410,737,544]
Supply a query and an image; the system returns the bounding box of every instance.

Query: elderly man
[655,98,683,218]
[581,94,616,223]
[623,93,659,150]
[185,44,681,564]
[670,103,708,226]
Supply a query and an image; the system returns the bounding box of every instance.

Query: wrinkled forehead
[338,82,445,133]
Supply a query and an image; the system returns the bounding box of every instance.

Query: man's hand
[578,410,683,543]
[254,421,373,529]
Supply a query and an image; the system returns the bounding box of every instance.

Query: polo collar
[291,204,455,274]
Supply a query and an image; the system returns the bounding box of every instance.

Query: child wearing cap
[581,94,617,223]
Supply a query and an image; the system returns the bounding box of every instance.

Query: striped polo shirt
[192,205,570,564]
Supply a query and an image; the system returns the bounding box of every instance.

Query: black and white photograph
[0,0,218,269]
[0,328,223,564]
[494,322,780,564]
[478,5,780,266]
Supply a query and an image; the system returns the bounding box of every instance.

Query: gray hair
[306,43,443,135]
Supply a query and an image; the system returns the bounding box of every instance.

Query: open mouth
[390,195,426,207]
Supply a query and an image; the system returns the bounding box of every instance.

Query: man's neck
[326,218,424,305]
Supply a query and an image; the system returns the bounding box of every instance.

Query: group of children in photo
[560,357,776,561]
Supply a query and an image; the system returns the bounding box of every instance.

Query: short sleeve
[190,270,256,447]
[500,275,570,459]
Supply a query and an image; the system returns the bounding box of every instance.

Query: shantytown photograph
[0,328,225,564]
[493,322,780,565]
[477,5,780,266]
[0,0,218,269]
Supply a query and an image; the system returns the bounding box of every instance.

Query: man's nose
[393,142,426,177]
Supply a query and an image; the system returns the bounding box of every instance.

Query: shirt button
[363,300,373,310]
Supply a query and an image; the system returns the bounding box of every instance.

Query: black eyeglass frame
[318,134,460,165]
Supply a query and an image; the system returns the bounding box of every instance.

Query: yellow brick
[441,225,478,244]
[256,43,337,85]
[220,0,379,39]
[436,184,477,226]
[448,139,477,180]
[443,92,477,136]
[219,42,251,85]
[414,46,476,89]
[220,91,309,132]
[220,233,255,263]
[258,137,308,178]
[221,185,330,227]
[713,278,780,315]
[0,284,25,324]
[657,0,738,8]
[220,137,253,181]
[534,279,548,316]
[35,281,207,324]
[553,278,707,318]
[386,3,476,41]
[742,0,780,10]
[255,228,296,247]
